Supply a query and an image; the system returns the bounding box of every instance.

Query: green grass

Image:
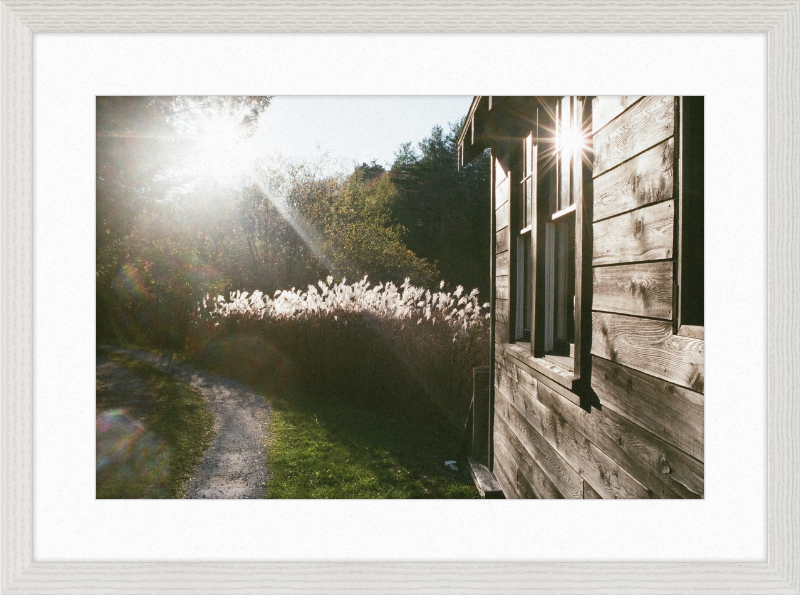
[99,344,479,499]
[96,350,215,498]
[264,388,479,499]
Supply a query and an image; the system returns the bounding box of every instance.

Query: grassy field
[96,350,215,498]
[98,345,479,499]
[264,386,479,499]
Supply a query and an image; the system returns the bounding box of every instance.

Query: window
[514,133,534,342]
[514,96,588,380]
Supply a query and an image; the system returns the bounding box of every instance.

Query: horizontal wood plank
[583,480,602,499]
[498,342,579,399]
[591,311,704,392]
[592,356,704,461]
[594,96,674,177]
[592,199,675,265]
[495,320,509,344]
[592,95,643,134]
[494,412,563,499]
[592,261,674,320]
[497,348,702,497]
[495,388,584,498]
[495,168,509,209]
[495,298,509,320]
[678,325,704,340]
[495,157,508,187]
[496,369,654,499]
[513,464,542,499]
[495,202,509,231]
[495,275,509,300]
[491,447,520,499]
[593,138,674,221]
[467,457,504,498]
[534,378,703,498]
[496,251,509,276]
[496,228,509,253]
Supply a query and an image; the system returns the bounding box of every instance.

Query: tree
[389,118,490,297]
[96,96,271,345]
[324,166,438,287]
[238,156,437,294]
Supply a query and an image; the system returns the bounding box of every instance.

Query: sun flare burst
[183,118,256,185]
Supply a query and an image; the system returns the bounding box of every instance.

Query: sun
[183,118,256,185]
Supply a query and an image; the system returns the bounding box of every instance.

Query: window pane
[537,107,558,215]
[544,213,575,357]
[524,133,533,227]
[553,214,576,351]
[516,234,532,341]
[559,96,572,210]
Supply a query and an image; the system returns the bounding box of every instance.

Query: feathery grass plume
[192,277,489,426]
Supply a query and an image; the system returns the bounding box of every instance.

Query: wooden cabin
[458,96,704,499]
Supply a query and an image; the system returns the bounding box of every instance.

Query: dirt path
[99,347,271,499]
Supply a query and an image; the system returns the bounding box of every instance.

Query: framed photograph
[2,1,798,592]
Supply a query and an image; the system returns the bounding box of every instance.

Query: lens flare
[96,409,170,498]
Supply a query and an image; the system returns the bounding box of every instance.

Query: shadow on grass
[264,387,479,499]
[107,341,479,499]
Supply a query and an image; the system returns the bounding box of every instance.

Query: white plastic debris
[444,460,458,471]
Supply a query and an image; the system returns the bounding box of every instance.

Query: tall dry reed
[191,277,489,426]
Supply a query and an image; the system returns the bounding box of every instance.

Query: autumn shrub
[191,277,489,427]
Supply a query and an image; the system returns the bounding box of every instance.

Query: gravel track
[99,347,270,499]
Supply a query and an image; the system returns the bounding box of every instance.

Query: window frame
[511,96,591,387]
[676,95,704,338]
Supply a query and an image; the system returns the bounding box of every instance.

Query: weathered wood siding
[491,96,704,499]
[494,157,511,344]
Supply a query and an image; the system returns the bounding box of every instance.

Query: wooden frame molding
[2,1,799,593]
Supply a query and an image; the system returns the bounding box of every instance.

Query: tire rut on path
[101,347,271,499]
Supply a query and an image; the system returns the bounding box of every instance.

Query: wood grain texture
[1,3,33,588]
[593,95,674,176]
[496,369,654,498]
[592,95,643,134]
[592,356,704,461]
[495,228,509,253]
[495,250,509,276]
[769,4,800,590]
[495,356,702,498]
[498,345,582,405]
[495,202,509,231]
[592,311,704,392]
[0,1,795,32]
[495,320,509,344]
[583,480,602,498]
[2,1,799,594]
[495,296,510,344]
[534,375,704,499]
[512,464,543,499]
[495,162,509,208]
[494,412,563,499]
[495,274,509,300]
[495,298,509,321]
[498,342,579,398]
[593,199,674,265]
[491,447,519,499]
[593,138,674,221]
[592,261,674,319]
[495,388,584,498]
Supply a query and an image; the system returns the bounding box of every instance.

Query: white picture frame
[2,2,798,592]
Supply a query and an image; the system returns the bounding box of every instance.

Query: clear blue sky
[251,96,474,171]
